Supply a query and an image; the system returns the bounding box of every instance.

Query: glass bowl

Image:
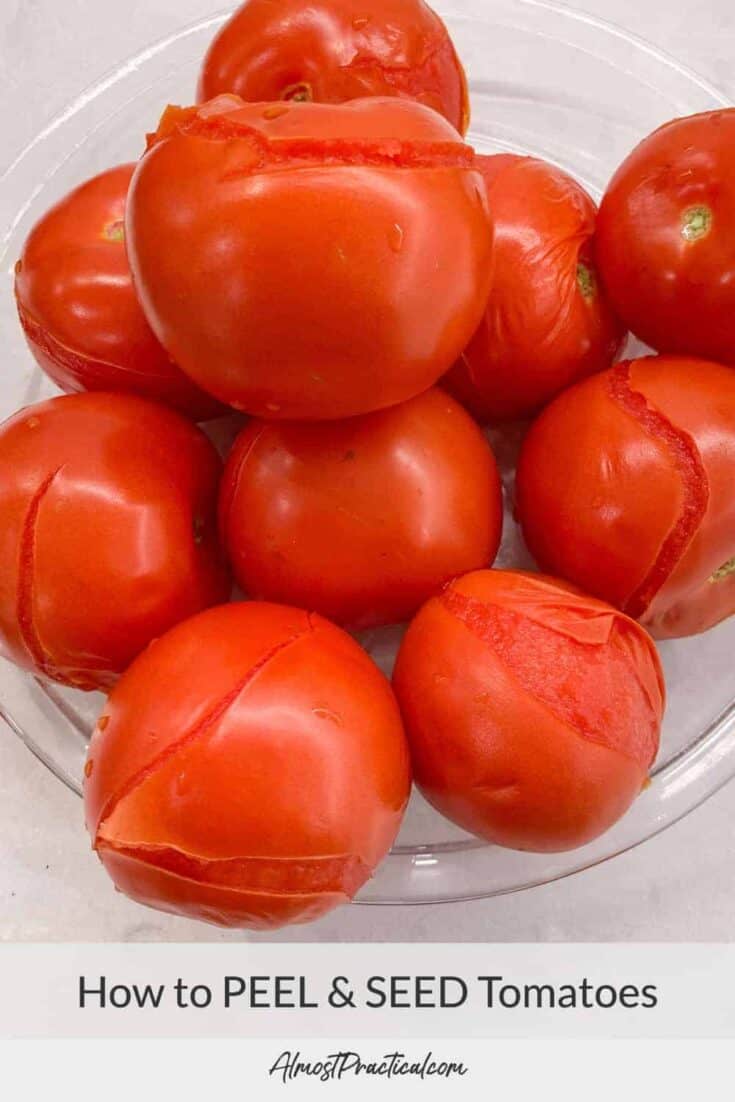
[1,0,732,906]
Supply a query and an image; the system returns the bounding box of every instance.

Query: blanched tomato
[84,601,411,929]
[516,356,735,638]
[219,387,503,628]
[14,165,223,421]
[198,0,469,133]
[127,95,492,419]
[393,569,664,852]
[0,392,229,690]
[596,109,735,365]
[445,154,625,423]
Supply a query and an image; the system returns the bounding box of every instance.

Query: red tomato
[198,0,469,134]
[445,154,626,423]
[14,165,223,421]
[515,356,735,639]
[596,109,735,364]
[393,569,664,852]
[219,387,503,628]
[127,95,493,419]
[84,601,411,929]
[0,392,229,690]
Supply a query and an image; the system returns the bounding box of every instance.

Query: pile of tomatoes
[4,0,735,930]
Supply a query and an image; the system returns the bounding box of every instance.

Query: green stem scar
[681,205,712,242]
[104,219,125,243]
[283,82,312,103]
[577,262,597,301]
[709,557,735,583]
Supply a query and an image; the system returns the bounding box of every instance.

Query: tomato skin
[393,569,664,853]
[14,165,223,422]
[198,0,469,134]
[127,96,493,420]
[515,356,735,639]
[219,387,503,628]
[0,392,229,690]
[596,109,735,364]
[445,155,626,423]
[84,601,411,929]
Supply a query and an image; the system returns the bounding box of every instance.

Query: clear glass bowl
[1,0,732,906]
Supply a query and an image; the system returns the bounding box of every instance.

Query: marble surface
[1,0,734,942]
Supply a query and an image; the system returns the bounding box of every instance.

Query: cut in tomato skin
[84,602,411,929]
[515,355,735,639]
[393,569,664,853]
[198,0,470,134]
[126,95,493,420]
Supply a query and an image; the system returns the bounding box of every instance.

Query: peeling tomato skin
[127,96,493,420]
[219,388,503,629]
[198,0,469,134]
[516,356,735,638]
[14,165,224,422]
[445,155,626,424]
[84,602,411,929]
[393,570,664,853]
[0,392,229,690]
[596,109,735,364]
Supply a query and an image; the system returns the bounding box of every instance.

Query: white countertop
[2,0,734,942]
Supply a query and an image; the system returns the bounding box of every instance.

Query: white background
[1,0,735,944]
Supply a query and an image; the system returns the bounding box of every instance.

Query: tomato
[219,387,503,628]
[198,0,469,134]
[0,392,229,690]
[393,569,664,852]
[14,165,223,422]
[515,356,735,639]
[596,109,735,365]
[127,95,493,420]
[84,601,411,929]
[444,154,626,423]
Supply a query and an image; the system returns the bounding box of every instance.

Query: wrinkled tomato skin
[84,602,411,929]
[0,392,229,691]
[445,155,626,423]
[596,110,735,364]
[515,356,735,639]
[127,96,493,420]
[14,165,223,422]
[198,0,469,134]
[393,570,664,852]
[219,387,503,629]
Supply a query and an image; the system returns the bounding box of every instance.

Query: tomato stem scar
[283,81,312,102]
[709,557,735,583]
[681,205,712,242]
[576,261,597,301]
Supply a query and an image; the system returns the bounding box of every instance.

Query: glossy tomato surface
[393,569,664,852]
[0,392,229,690]
[516,356,735,639]
[127,95,493,419]
[198,0,469,134]
[14,165,223,421]
[84,601,411,929]
[596,109,735,365]
[219,387,503,628]
[445,154,626,423]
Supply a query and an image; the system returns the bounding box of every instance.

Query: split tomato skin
[0,392,229,691]
[219,387,503,629]
[515,356,735,639]
[198,0,469,134]
[393,569,664,853]
[445,154,626,423]
[84,601,411,929]
[596,109,735,364]
[14,165,223,422]
[126,95,493,419]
